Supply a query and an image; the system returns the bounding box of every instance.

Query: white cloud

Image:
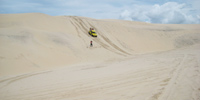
[0,0,200,24]
[119,10,132,20]
[120,2,200,24]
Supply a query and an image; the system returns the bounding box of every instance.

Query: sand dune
[0,13,200,100]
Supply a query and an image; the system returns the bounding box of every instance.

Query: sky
[0,0,200,24]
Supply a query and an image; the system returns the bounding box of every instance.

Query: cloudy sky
[0,0,200,24]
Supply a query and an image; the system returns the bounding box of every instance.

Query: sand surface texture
[0,13,200,100]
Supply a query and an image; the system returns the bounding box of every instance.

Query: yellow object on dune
[89,28,97,37]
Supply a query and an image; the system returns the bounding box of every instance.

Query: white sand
[0,13,200,100]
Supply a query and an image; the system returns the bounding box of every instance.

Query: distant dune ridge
[0,13,200,100]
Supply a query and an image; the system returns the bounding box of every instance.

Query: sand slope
[0,45,200,100]
[0,13,200,100]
